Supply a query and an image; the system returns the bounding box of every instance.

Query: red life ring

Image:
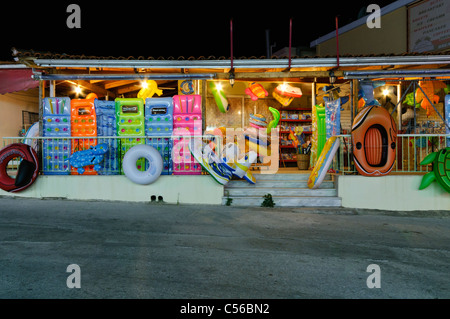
[351,105,397,176]
[0,143,39,192]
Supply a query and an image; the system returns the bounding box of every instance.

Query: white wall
[0,88,39,143]
[337,175,450,211]
[0,175,224,205]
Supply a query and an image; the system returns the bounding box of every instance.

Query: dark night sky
[1,0,398,61]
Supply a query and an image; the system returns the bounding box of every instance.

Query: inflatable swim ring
[308,136,340,189]
[69,143,109,175]
[123,144,163,185]
[0,143,39,192]
[249,113,267,129]
[351,105,397,177]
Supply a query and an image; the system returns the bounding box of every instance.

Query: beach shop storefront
[1,49,449,210]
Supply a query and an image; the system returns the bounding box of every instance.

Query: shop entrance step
[222,173,342,207]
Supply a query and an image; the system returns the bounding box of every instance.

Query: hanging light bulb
[75,86,82,95]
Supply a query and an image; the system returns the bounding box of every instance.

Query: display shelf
[278,106,312,168]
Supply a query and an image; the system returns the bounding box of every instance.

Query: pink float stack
[172,95,203,175]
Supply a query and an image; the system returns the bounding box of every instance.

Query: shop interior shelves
[278,107,312,166]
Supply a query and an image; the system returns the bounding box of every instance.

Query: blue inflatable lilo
[69,143,109,175]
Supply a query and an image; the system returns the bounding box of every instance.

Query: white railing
[333,134,450,174]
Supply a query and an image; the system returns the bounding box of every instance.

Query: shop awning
[0,67,39,95]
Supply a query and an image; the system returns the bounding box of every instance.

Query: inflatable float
[307,136,340,189]
[123,144,163,185]
[209,82,229,113]
[23,122,39,152]
[419,147,450,193]
[0,143,39,192]
[351,105,397,176]
[188,139,231,185]
[69,143,109,175]
[274,83,302,98]
[245,82,268,101]
[221,142,257,184]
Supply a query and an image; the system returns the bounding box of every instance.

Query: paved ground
[0,196,449,302]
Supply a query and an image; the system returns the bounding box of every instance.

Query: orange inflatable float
[351,105,397,176]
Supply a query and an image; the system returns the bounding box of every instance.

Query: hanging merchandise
[245,82,268,101]
[358,80,385,109]
[272,90,294,106]
[415,80,446,117]
[209,82,230,113]
[419,147,450,193]
[446,95,450,147]
[137,80,163,100]
[325,99,341,139]
[274,83,302,98]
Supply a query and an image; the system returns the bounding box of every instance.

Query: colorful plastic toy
[137,80,163,100]
[145,97,174,175]
[0,143,39,193]
[249,113,267,129]
[274,83,302,97]
[419,147,450,193]
[122,144,163,185]
[209,82,229,113]
[71,98,98,175]
[351,105,397,176]
[42,97,71,175]
[188,139,231,185]
[116,98,146,173]
[245,82,268,101]
[69,143,109,175]
[415,80,445,117]
[95,99,119,175]
[308,136,340,189]
[266,107,280,134]
[173,95,202,175]
[272,90,294,106]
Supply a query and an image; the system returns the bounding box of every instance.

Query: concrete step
[226,180,335,189]
[222,195,342,207]
[225,187,337,197]
[251,173,321,181]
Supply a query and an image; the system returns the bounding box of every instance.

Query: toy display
[308,136,340,189]
[70,98,98,175]
[145,97,174,175]
[69,143,109,175]
[42,97,71,175]
[351,105,397,176]
[0,143,39,192]
[95,99,119,175]
[116,98,146,174]
[245,82,268,101]
[209,82,229,113]
[173,95,202,175]
[419,147,450,193]
[122,144,163,185]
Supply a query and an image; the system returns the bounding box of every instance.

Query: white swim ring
[123,144,163,184]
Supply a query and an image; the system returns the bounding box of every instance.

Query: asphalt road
[0,197,449,302]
